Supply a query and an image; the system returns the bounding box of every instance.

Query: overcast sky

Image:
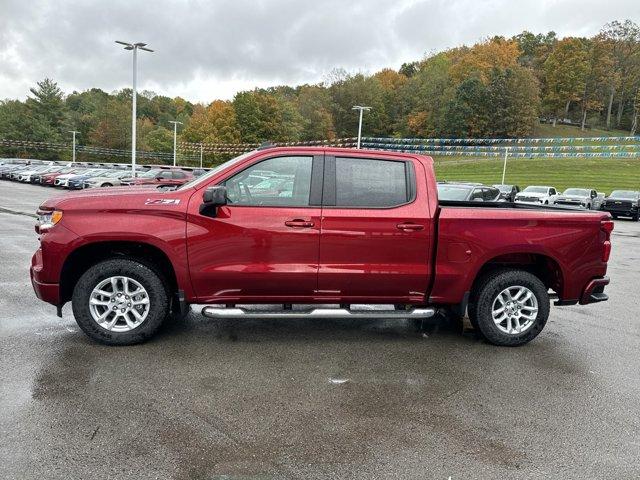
[0,0,638,103]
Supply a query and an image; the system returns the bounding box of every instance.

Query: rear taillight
[601,220,614,262]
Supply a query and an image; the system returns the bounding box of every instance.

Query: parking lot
[1,181,639,479]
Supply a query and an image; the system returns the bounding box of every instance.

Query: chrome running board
[201,306,436,320]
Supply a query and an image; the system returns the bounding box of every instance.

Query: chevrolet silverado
[31,147,613,347]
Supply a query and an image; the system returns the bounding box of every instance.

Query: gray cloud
[0,0,638,102]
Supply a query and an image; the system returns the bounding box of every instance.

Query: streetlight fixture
[115,40,154,177]
[169,120,183,166]
[69,130,79,163]
[352,105,371,149]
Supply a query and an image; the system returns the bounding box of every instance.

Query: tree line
[1,19,639,161]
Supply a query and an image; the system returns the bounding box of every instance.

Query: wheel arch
[470,251,564,299]
[59,240,179,305]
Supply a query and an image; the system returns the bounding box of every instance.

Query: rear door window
[470,188,484,201]
[483,188,497,201]
[333,157,412,207]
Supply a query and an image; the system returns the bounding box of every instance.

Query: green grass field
[432,124,639,193]
[434,156,640,193]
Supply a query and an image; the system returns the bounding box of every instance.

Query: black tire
[469,269,550,346]
[71,258,169,345]
[611,214,618,219]
[633,213,639,222]
[103,183,112,187]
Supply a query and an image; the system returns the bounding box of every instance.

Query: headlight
[36,209,63,232]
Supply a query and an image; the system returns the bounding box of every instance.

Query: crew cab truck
[31,147,613,347]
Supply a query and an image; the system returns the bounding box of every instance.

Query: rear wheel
[72,258,169,345]
[469,269,549,346]
[102,182,113,187]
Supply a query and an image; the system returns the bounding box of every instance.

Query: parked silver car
[83,170,132,188]
[553,188,601,210]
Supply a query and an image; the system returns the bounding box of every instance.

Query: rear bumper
[579,276,609,305]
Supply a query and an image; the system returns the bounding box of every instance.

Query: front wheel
[72,258,169,345]
[470,269,550,346]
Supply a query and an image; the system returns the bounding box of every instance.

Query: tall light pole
[352,105,371,149]
[169,120,183,166]
[501,147,510,184]
[199,143,204,168]
[69,130,79,163]
[115,40,153,177]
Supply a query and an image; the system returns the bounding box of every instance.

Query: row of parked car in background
[2,158,638,220]
[437,181,640,220]
[0,159,209,189]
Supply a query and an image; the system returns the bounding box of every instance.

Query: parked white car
[17,166,60,182]
[514,186,558,205]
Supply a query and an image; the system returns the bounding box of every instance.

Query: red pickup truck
[31,147,613,347]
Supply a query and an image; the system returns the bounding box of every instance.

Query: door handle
[285,219,315,228]
[396,222,424,231]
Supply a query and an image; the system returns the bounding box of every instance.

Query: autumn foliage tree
[1,18,639,163]
[543,38,589,125]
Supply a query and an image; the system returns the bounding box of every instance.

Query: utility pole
[69,130,79,163]
[199,143,204,168]
[169,121,183,166]
[352,105,371,149]
[501,147,510,184]
[115,40,153,177]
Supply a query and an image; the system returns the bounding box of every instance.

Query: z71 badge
[145,198,181,206]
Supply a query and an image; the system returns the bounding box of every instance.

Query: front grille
[606,200,632,208]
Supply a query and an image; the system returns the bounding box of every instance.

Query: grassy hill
[434,156,640,193]
[432,124,639,193]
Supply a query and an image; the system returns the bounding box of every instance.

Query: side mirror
[200,186,227,217]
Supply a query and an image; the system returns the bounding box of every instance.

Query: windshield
[135,169,162,178]
[610,190,638,199]
[523,186,548,194]
[84,169,108,176]
[177,150,256,191]
[437,185,472,201]
[563,188,589,196]
[105,170,128,177]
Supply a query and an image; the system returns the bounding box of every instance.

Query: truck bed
[429,202,610,305]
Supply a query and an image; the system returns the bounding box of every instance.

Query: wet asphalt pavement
[0,181,639,479]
